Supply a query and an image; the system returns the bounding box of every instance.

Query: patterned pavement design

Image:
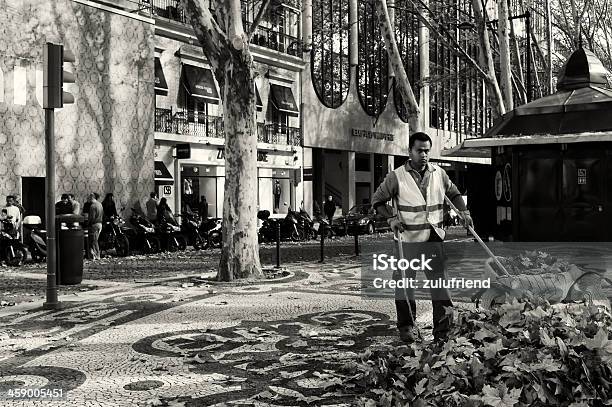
[1,240,611,406]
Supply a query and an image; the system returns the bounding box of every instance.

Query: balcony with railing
[148,0,302,57]
[155,108,302,147]
[155,108,225,138]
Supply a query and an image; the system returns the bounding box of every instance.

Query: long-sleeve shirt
[89,200,104,224]
[372,162,467,216]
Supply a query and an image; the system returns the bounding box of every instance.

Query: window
[357,0,389,117]
[311,0,350,108]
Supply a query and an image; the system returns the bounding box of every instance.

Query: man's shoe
[398,326,422,343]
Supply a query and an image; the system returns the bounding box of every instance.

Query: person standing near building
[323,195,336,224]
[55,193,72,215]
[198,195,209,219]
[372,132,473,343]
[146,192,158,223]
[3,196,21,232]
[87,193,104,260]
[68,194,81,215]
[102,193,118,222]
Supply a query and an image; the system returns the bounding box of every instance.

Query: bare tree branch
[247,0,272,40]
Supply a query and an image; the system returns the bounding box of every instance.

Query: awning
[154,161,174,184]
[154,57,168,95]
[269,84,299,116]
[441,131,612,158]
[182,64,220,104]
[256,84,263,112]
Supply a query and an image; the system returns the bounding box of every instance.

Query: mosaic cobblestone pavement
[1,240,611,406]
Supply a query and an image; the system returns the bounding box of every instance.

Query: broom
[443,196,510,277]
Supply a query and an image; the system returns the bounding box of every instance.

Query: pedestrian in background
[102,193,118,222]
[68,194,81,215]
[55,193,72,215]
[198,195,209,219]
[146,192,158,223]
[13,195,25,218]
[323,195,336,224]
[158,197,177,226]
[87,193,104,260]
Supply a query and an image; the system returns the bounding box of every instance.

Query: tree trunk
[218,55,263,281]
[497,0,513,110]
[508,0,526,104]
[472,0,506,117]
[181,0,263,281]
[375,0,422,131]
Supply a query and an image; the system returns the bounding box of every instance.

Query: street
[1,229,611,406]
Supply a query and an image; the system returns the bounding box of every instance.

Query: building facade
[299,0,496,215]
[0,0,155,220]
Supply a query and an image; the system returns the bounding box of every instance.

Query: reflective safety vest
[393,164,445,242]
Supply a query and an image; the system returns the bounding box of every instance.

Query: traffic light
[43,42,75,109]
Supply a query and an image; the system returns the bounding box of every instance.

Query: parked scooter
[23,215,46,262]
[99,215,130,257]
[177,212,206,250]
[257,209,302,243]
[294,208,316,240]
[156,216,187,252]
[129,210,161,254]
[0,217,28,266]
[200,217,222,248]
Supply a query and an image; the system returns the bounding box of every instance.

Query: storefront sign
[578,168,587,185]
[351,129,394,142]
[217,148,268,162]
[163,185,172,196]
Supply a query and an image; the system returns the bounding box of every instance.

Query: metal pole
[43,108,60,310]
[525,11,531,102]
[354,227,359,256]
[275,221,281,268]
[319,223,325,263]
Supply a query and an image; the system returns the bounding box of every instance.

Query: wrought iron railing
[155,108,224,138]
[258,123,302,146]
[246,23,302,56]
[150,0,187,23]
[156,108,302,147]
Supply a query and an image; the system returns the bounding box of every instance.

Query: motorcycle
[23,215,46,262]
[200,217,222,248]
[0,218,28,266]
[128,210,161,254]
[177,212,206,250]
[257,209,302,243]
[156,216,187,252]
[294,209,316,240]
[99,216,130,257]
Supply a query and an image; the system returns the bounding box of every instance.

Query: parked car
[339,204,392,235]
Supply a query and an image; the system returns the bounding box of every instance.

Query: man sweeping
[372,132,473,343]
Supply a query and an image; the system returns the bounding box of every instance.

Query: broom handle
[444,196,510,277]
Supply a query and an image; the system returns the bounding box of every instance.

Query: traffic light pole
[43,107,60,310]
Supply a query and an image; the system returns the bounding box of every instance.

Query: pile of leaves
[344,300,612,406]
[496,250,572,275]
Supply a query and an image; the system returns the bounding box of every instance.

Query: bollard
[300,218,305,241]
[319,223,325,263]
[275,221,281,268]
[354,226,360,256]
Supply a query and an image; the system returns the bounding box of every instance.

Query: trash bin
[56,214,84,285]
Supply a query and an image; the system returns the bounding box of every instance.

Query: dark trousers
[394,228,453,336]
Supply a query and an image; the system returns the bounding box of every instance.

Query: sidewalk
[1,237,611,406]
